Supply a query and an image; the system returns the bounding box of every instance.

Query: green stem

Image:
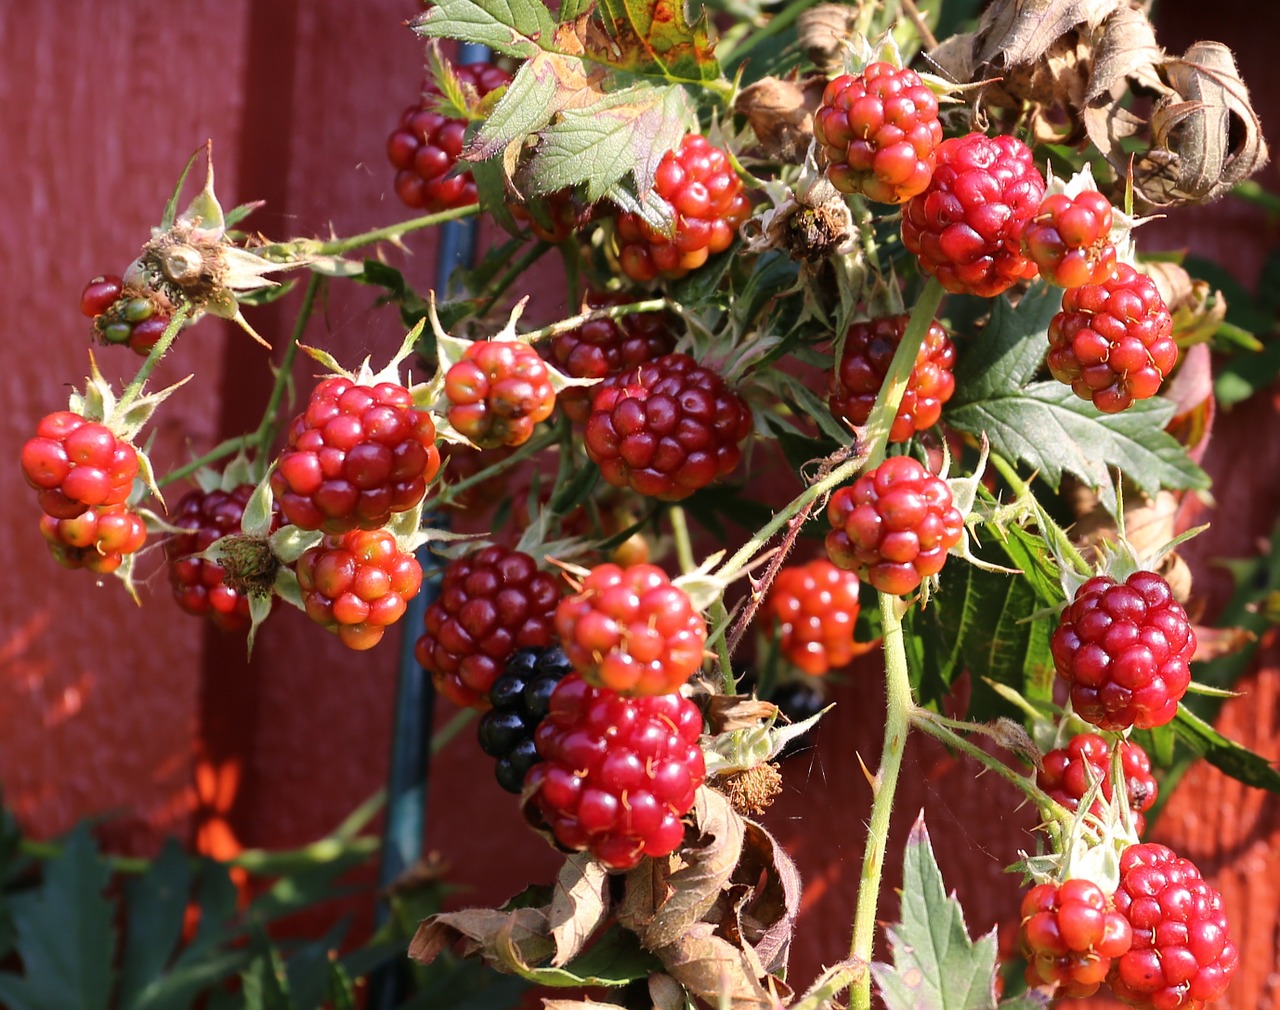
[715,277,946,583]
[429,707,477,755]
[724,0,824,65]
[433,426,561,506]
[476,240,552,318]
[988,450,1091,575]
[251,273,323,452]
[669,505,696,574]
[316,204,481,256]
[116,305,192,412]
[158,435,254,488]
[861,277,945,469]
[909,708,1067,822]
[517,298,671,344]
[849,593,913,1010]
[709,598,736,694]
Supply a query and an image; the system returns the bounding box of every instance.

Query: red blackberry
[477,645,573,792]
[444,340,556,449]
[901,133,1046,297]
[828,315,956,442]
[21,411,140,520]
[584,353,752,501]
[387,61,511,212]
[1051,571,1194,731]
[544,292,676,423]
[1022,191,1117,289]
[415,545,562,709]
[40,505,147,575]
[1038,732,1158,835]
[764,559,862,676]
[554,562,707,696]
[1047,264,1176,413]
[1110,844,1238,1009]
[1020,879,1133,998]
[271,377,441,534]
[813,62,943,204]
[80,275,124,319]
[166,484,268,632]
[614,135,750,282]
[526,673,705,870]
[296,529,423,651]
[825,455,964,595]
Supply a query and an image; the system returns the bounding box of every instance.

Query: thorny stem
[860,277,945,470]
[159,435,254,488]
[909,708,1068,823]
[316,204,481,256]
[849,593,913,1010]
[710,598,736,694]
[116,305,192,413]
[988,450,1092,575]
[518,298,671,344]
[715,276,945,584]
[725,503,814,657]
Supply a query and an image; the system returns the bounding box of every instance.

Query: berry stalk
[715,275,946,584]
[116,304,192,412]
[860,276,945,469]
[849,591,913,1010]
[516,298,672,345]
[316,203,481,256]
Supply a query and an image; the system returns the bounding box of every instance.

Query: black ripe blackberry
[477,645,572,793]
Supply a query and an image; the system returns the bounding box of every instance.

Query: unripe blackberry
[901,133,1046,297]
[814,62,943,204]
[584,353,751,501]
[527,673,706,870]
[387,61,511,212]
[614,135,750,281]
[828,315,956,442]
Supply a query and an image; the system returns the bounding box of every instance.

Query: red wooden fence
[1,1,1277,1006]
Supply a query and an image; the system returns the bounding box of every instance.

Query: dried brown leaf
[796,4,860,76]
[925,31,977,84]
[1131,41,1268,206]
[1192,624,1256,663]
[654,922,776,1008]
[541,1001,628,1010]
[974,0,1120,72]
[409,906,554,968]
[735,76,823,161]
[733,820,802,974]
[704,694,781,734]
[548,852,610,966]
[1084,5,1164,103]
[621,787,746,949]
[648,974,688,1010]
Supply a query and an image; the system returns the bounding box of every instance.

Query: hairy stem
[669,505,696,574]
[316,204,481,256]
[116,305,192,412]
[988,449,1092,575]
[849,593,913,1010]
[518,298,671,344]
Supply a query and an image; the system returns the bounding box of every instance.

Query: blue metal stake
[368,40,490,1008]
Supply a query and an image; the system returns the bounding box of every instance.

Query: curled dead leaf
[648,973,689,1010]
[796,4,860,76]
[735,75,824,161]
[730,820,802,974]
[704,693,780,733]
[619,786,746,949]
[972,0,1121,73]
[1135,41,1269,206]
[653,922,778,1009]
[548,852,611,966]
[1192,624,1256,663]
[409,906,554,969]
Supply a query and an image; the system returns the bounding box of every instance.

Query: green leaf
[241,935,294,1010]
[529,84,694,201]
[948,383,1208,506]
[3,826,115,1010]
[951,282,1062,400]
[1172,704,1280,794]
[412,0,557,59]
[597,0,722,83]
[515,924,660,987]
[118,840,190,1009]
[872,814,1002,1010]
